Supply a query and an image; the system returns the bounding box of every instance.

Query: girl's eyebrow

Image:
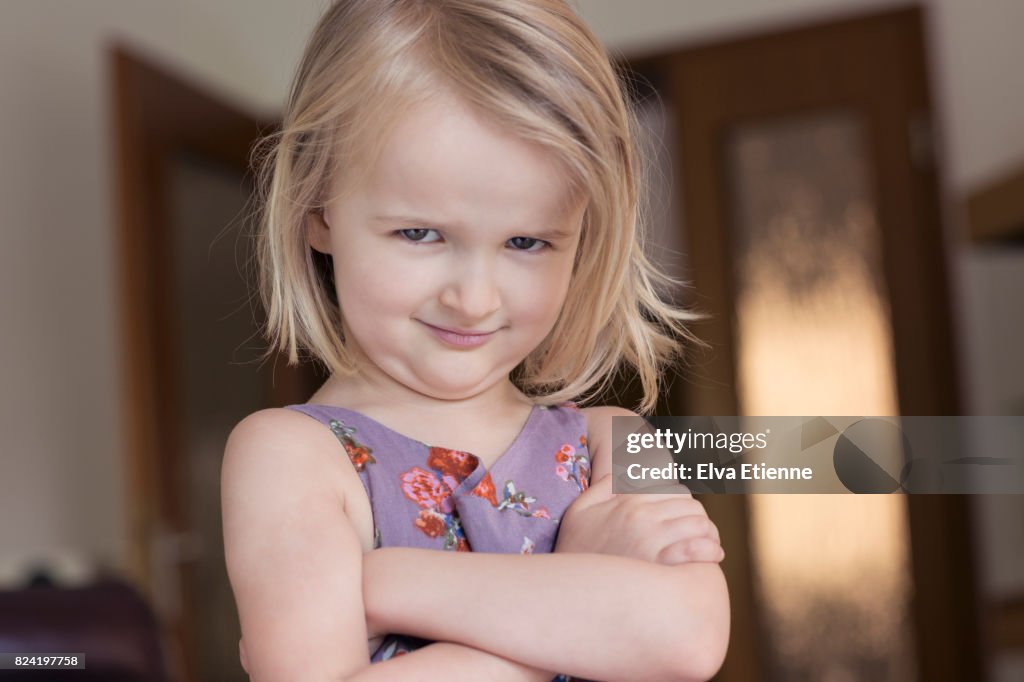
[369,214,577,240]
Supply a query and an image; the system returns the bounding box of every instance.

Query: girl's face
[310,94,586,401]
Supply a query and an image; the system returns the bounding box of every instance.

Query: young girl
[222,1,729,680]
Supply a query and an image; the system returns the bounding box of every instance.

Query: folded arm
[359,405,729,682]
[343,642,554,682]
[224,409,558,682]
[363,548,729,682]
[226,407,727,681]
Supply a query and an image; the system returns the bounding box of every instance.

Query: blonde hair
[253,0,702,414]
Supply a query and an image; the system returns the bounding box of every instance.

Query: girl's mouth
[419,321,498,348]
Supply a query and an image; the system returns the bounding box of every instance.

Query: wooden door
[111,47,321,681]
[622,7,982,681]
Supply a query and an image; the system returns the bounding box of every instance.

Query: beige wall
[0,0,319,583]
[1,0,1021,586]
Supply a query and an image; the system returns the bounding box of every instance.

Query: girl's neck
[310,363,533,419]
[310,364,538,464]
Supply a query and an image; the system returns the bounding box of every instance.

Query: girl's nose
[439,257,502,321]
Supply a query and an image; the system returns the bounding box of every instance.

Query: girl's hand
[554,474,725,565]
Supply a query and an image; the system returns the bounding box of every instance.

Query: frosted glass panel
[729,113,897,416]
[726,112,915,681]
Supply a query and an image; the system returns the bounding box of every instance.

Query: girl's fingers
[646,496,707,522]
[656,537,725,565]
[660,514,721,544]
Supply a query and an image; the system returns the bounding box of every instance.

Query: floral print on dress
[555,436,591,493]
[400,446,481,551]
[471,471,499,506]
[426,446,478,488]
[377,634,432,662]
[472,469,556,521]
[496,480,552,520]
[287,402,592,681]
[377,636,410,661]
[329,419,376,472]
[400,466,470,551]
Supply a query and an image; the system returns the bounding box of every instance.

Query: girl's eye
[507,236,549,252]
[397,228,441,243]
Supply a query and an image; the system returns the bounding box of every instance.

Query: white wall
[0,0,323,583]
[1,0,1021,584]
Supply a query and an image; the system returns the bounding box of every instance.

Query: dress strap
[285,403,380,476]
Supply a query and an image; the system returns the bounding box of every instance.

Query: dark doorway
[111,47,321,682]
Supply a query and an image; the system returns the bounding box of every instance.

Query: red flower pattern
[343,442,373,470]
[414,510,447,538]
[401,467,451,512]
[426,447,478,483]
[554,441,590,493]
[396,413,589,554]
[471,472,499,506]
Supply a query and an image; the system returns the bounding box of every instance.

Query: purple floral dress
[286,401,592,681]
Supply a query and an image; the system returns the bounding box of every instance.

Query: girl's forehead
[351,95,582,226]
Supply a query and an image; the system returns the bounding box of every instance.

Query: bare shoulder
[221,408,370,679]
[224,407,336,467]
[579,406,640,481]
[580,405,638,421]
[222,407,360,499]
[580,405,641,441]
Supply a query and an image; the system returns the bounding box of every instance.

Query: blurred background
[0,1,1021,681]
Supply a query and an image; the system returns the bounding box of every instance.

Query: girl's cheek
[338,242,409,280]
[537,257,574,300]
[517,266,571,322]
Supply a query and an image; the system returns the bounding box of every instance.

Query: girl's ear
[307,210,333,255]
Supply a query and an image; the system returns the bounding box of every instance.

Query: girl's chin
[408,368,507,401]
[416,380,495,401]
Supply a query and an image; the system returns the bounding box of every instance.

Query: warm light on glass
[728,112,916,680]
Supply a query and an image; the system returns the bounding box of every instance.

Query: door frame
[110,44,296,681]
